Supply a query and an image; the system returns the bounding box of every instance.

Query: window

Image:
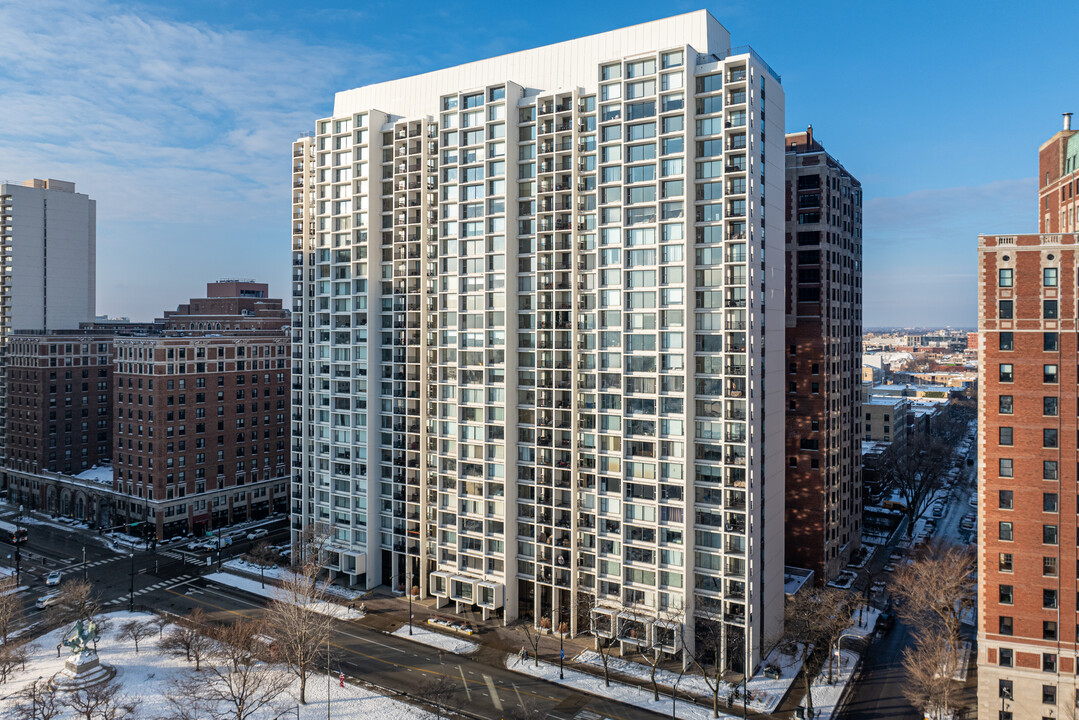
[999,616,1013,635]
[1043,300,1058,319]
[999,490,1013,509]
[999,300,1013,319]
[1043,364,1058,383]
[999,332,1013,351]
[1043,492,1058,512]
[1043,396,1058,416]
[999,584,1013,604]
[1042,653,1056,672]
[999,427,1013,446]
[999,458,1013,477]
[1043,556,1058,576]
[999,648,1013,667]
[999,679,1014,698]
[999,395,1013,414]
[1043,267,1058,286]
[1042,684,1056,703]
[1044,460,1058,480]
[1043,588,1058,608]
[999,268,1014,287]
[1043,428,1058,448]
[999,552,1013,571]
[1043,332,1058,351]
[999,364,1014,382]
[1043,525,1058,545]
[999,521,1013,541]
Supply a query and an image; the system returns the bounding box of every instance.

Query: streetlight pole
[128,550,135,612]
[216,525,222,571]
[15,505,23,585]
[82,546,86,581]
[407,572,413,635]
[559,623,565,679]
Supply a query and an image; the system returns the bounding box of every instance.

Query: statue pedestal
[51,650,115,690]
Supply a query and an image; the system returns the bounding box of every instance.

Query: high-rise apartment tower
[977,115,1079,718]
[292,11,785,671]
[783,128,862,583]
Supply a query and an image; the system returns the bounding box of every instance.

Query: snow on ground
[390,625,477,654]
[801,648,858,720]
[507,653,740,720]
[0,611,436,720]
[223,559,368,601]
[845,606,881,638]
[571,643,802,714]
[204,572,364,620]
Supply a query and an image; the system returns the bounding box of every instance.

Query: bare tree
[10,678,63,720]
[65,681,135,720]
[881,434,950,537]
[576,593,619,687]
[164,671,215,720]
[0,640,31,685]
[890,542,974,649]
[624,602,684,702]
[688,617,730,719]
[120,619,155,653]
[782,587,851,718]
[265,563,333,704]
[151,612,173,638]
[0,575,23,644]
[417,673,461,720]
[197,619,292,720]
[160,607,214,671]
[901,632,961,720]
[246,542,277,589]
[43,579,103,629]
[515,617,547,669]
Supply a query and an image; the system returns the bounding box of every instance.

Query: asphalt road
[2,509,674,720]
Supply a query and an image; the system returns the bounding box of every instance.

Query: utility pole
[128,550,135,612]
[15,505,23,585]
[216,525,222,571]
[82,546,87,580]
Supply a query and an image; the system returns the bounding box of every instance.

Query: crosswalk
[104,574,195,605]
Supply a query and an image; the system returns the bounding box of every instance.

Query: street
[1,508,676,720]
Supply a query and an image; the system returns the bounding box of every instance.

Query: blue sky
[1,0,1074,327]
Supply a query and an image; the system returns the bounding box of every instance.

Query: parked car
[932,505,944,518]
[883,563,897,573]
[44,571,62,586]
[878,610,896,634]
[36,593,61,609]
[247,528,269,541]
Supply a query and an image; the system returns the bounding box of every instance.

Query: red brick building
[978,116,1079,719]
[1038,113,1078,233]
[113,281,291,539]
[783,127,863,582]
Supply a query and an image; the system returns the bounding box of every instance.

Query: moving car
[878,610,897,634]
[44,571,62,586]
[247,528,269,541]
[36,593,61,609]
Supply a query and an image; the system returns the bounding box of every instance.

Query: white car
[44,571,62,586]
[36,593,61,609]
[246,528,269,541]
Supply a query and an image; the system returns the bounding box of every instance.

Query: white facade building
[0,178,97,463]
[292,10,785,672]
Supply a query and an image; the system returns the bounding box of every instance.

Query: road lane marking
[458,665,472,701]
[483,673,502,711]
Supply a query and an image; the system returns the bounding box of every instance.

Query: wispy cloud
[861,178,1036,327]
[0,0,390,317]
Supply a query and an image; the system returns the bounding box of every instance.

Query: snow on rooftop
[75,465,114,485]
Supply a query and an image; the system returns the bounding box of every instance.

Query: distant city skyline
[1,0,1075,326]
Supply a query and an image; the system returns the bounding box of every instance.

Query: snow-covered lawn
[507,653,740,720]
[390,625,477,654]
[570,643,802,714]
[801,648,858,720]
[0,611,435,720]
[223,559,368,601]
[204,572,364,621]
[845,606,881,638]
